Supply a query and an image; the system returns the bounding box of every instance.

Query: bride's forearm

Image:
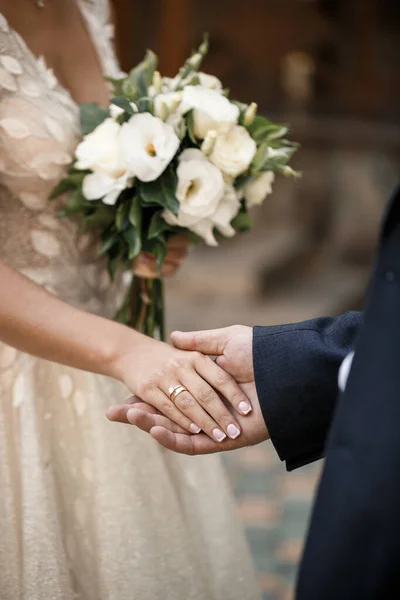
[0,260,141,380]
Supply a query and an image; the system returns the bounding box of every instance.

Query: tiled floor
[224,445,320,600]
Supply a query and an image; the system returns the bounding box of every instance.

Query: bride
[0,0,260,598]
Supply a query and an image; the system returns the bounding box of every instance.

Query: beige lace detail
[0,1,126,313]
[0,3,260,599]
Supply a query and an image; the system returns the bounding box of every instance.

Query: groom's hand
[170,325,253,384]
[107,382,269,455]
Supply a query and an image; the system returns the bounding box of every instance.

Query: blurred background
[115,1,399,598]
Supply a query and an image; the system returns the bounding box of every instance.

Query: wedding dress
[0,2,260,598]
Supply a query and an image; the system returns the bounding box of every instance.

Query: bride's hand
[132,235,189,278]
[110,336,253,442]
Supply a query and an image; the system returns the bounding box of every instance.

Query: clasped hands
[107,325,269,455]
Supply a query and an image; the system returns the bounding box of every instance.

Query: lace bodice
[0,0,125,313]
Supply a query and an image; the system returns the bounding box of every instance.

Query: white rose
[75,118,130,205]
[163,149,225,246]
[119,113,180,182]
[209,125,257,178]
[180,86,239,139]
[198,72,223,91]
[243,171,275,207]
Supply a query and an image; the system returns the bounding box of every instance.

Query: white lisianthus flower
[180,86,239,139]
[82,170,130,205]
[119,113,180,182]
[75,118,130,205]
[198,72,223,91]
[209,125,257,178]
[163,149,225,246]
[212,183,241,238]
[243,171,275,207]
[75,118,122,172]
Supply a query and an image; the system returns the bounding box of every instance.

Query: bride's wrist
[102,322,151,384]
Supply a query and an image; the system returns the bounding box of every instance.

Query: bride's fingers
[159,382,229,442]
[127,408,188,434]
[195,355,252,416]
[178,372,242,441]
[144,388,202,435]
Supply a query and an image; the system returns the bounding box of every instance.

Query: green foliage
[186,110,198,143]
[80,103,109,135]
[139,169,180,215]
[122,50,158,101]
[247,115,288,144]
[110,96,136,115]
[50,170,86,199]
[174,34,209,89]
[58,189,92,217]
[148,211,170,239]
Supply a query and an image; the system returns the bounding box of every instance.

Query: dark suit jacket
[253,185,400,599]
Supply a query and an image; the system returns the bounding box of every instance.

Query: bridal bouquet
[51,36,299,340]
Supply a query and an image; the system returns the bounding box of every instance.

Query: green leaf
[121,80,139,103]
[140,170,180,216]
[251,142,270,172]
[107,252,121,280]
[129,196,142,228]
[148,212,169,239]
[84,205,115,229]
[247,116,289,144]
[188,231,202,244]
[105,76,126,96]
[252,144,299,173]
[60,189,92,216]
[123,228,142,260]
[80,103,109,135]
[115,201,129,231]
[186,110,197,143]
[175,34,209,86]
[110,96,135,115]
[50,170,86,199]
[125,49,158,98]
[50,178,75,200]
[137,97,154,114]
[231,210,252,232]
[100,231,120,254]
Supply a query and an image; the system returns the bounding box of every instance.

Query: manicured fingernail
[213,428,227,442]
[190,423,201,434]
[227,424,241,439]
[239,401,252,415]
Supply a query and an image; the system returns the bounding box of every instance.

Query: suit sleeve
[253,311,362,471]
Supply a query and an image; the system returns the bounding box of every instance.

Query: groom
[110,185,400,599]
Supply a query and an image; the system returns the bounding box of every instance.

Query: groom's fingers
[150,427,241,455]
[149,427,218,455]
[106,397,159,424]
[170,328,228,356]
[127,408,188,434]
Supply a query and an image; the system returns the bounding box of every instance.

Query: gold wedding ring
[168,385,188,403]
